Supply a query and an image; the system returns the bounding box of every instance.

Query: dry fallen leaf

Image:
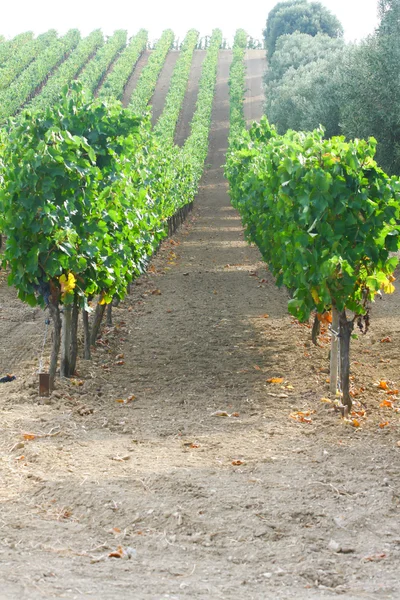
[352,419,361,428]
[290,411,314,424]
[23,433,36,441]
[262,314,269,319]
[380,399,394,408]
[363,553,386,562]
[320,398,332,404]
[379,380,389,390]
[151,289,162,295]
[211,411,230,417]
[232,460,244,466]
[253,365,261,371]
[379,421,390,429]
[115,360,125,366]
[267,377,284,384]
[380,337,392,343]
[386,390,399,396]
[109,545,125,558]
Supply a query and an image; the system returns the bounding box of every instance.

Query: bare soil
[1,50,400,600]
[150,51,180,126]
[174,50,206,146]
[122,50,151,107]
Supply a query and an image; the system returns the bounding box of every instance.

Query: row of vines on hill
[0,29,222,385]
[225,30,400,410]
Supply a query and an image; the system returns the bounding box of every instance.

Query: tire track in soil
[1,51,400,600]
[174,50,206,146]
[150,51,180,126]
[121,49,151,107]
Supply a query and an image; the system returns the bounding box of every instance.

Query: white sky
[1,0,380,44]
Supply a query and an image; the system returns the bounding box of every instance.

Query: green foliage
[339,0,400,175]
[181,29,222,198]
[228,29,247,143]
[0,30,80,122]
[154,29,199,144]
[0,30,58,92]
[264,32,345,137]
[0,84,159,307]
[0,32,34,66]
[98,29,148,100]
[226,117,400,321]
[265,31,344,84]
[27,30,104,113]
[129,29,174,115]
[78,30,127,93]
[264,0,343,59]
[0,29,223,309]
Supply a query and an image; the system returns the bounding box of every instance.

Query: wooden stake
[330,306,339,396]
[39,373,50,396]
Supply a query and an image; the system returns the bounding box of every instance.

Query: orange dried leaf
[112,527,121,534]
[23,434,36,441]
[380,337,392,343]
[380,399,394,408]
[262,314,269,319]
[379,421,390,428]
[232,460,244,466]
[352,419,361,428]
[267,377,284,384]
[231,412,240,417]
[363,553,386,562]
[115,360,125,366]
[151,289,162,295]
[386,390,399,396]
[253,365,261,371]
[379,380,389,390]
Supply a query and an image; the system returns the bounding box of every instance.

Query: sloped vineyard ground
[0,50,400,600]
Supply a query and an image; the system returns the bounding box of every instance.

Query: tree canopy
[264,0,344,58]
[339,0,400,174]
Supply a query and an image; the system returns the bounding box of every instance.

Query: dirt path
[1,50,400,600]
[174,50,206,146]
[150,51,180,126]
[244,49,265,124]
[122,49,151,107]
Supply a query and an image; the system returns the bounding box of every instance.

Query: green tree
[264,0,343,59]
[264,32,346,136]
[339,0,400,175]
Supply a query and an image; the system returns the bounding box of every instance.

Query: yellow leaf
[311,288,320,304]
[382,279,395,294]
[320,397,332,403]
[59,272,76,297]
[267,377,284,384]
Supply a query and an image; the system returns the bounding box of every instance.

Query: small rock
[328,539,341,552]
